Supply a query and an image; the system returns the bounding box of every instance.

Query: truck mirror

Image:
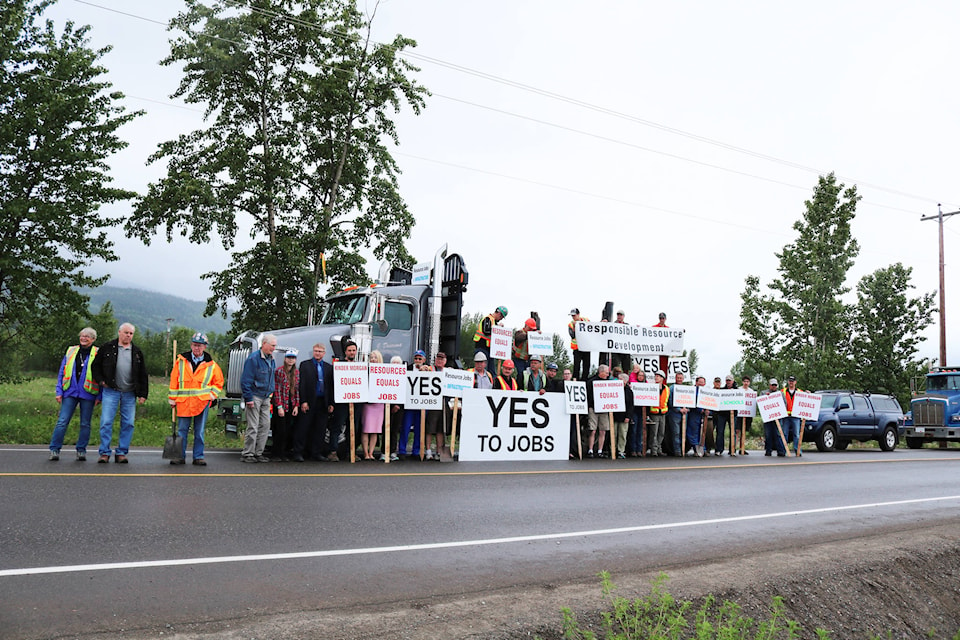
[838,403,850,411]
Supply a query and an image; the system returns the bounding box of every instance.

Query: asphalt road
[3,445,960,639]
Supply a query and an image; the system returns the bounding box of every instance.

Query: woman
[361,351,385,460]
[48,327,101,461]
[271,349,300,461]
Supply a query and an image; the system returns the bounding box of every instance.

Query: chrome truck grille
[912,399,945,426]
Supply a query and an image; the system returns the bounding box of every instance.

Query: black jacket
[91,339,149,398]
[298,358,334,410]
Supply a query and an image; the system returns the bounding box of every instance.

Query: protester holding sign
[647,370,669,457]
[667,372,687,457]
[764,378,786,456]
[471,352,494,389]
[520,354,547,392]
[568,308,590,381]
[585,364,613,457]
[494,359,519,391]
[687,376,706,457]
[613,374,634,459]
[781,375,803,456]
[512,318,537,376]
[628,368,646,457]
[424,352,450,461]
[361,351,386,460]
[611,310,633,374]
[473,306,507,364]
[736,376,755,455]
[398,350,428,459]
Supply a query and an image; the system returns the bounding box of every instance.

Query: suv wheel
[879,425,898,452]
[817,423,837,452]
[834,439,849,450]
[906,436,924,449]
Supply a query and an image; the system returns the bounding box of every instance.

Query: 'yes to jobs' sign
[459,390,569,461]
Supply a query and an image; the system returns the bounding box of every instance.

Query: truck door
[371,299,416,363]
[846,395,874,435]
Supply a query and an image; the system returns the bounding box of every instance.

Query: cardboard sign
[405,371,443,409]
[443,368,475,398]
[564,381,588,414]
[334,362,369,403]
[696,388,720,411]
[738,390,758,418]
[717,389,746,412]
[672,384,697,408]
[490,325,512,360]
[526,332,553,357]
[592,379,625,413]
[411,262,431,285]
[459,390,569,461]
[793,391,823,421]
[368,363,407,404]
[574,321,684,356]
[757,392,788,422]
[631,382,661,407]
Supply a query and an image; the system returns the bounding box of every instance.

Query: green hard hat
[496,305,508,317]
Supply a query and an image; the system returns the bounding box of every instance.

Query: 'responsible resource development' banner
[334,362,370,403]
[459,389,569,461]
[792,391,823,421]
[573,322,684,356]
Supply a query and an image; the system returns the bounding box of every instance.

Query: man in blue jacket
[240,334,277,463]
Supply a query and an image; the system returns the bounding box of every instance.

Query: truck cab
[904,367,960,448]
[803,391,904,452]
[217,246,467,432]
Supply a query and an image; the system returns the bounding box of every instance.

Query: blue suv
[802,391,905,452]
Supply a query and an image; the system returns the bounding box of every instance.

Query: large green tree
[0,0,140,377]
[127,0,427,333]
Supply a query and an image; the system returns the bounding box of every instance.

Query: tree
[739,173,860,391]
[850,263,935,401]
[0,0,140,377]
[127,0,427,334]
[458,312,482,368]
[550,332,572,373]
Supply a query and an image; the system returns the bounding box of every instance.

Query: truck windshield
[927,375,960,391]
[320,295,367,325]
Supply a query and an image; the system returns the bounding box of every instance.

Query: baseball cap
[190,332,208,345]
[787,375,796,381]
[725,374,734,381]
[569,308,579,315]
[769,378,778,386]
[284,349,298,358]
[616,309,625,315]
[546,363,558,370]
[414,349,426,359]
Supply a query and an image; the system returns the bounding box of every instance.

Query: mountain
[81,286,233,336]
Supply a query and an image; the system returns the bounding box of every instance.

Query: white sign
[696,388,720,411]
[333,362,369,403]
[672,384,697,408]
[717,389,746,412]
[368,363,407,404]
[757,392,788,422]
[793,391,823,421]
[411,262,431,285]
[636,356,690,380]
[564,381,588,415]
[631,382,660,407]
[459,390,569,461]
[738,390,758,418]
[443,368,475,398]
[592,379,625,413]
[574,321,684,356]
[526,332,553,357]
[405,371,443,409]
[490,325,512,361]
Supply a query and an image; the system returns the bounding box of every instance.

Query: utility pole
[921,205,960,367]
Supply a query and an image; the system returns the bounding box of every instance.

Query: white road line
[3,495,959,578]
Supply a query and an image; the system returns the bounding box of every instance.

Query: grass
[0,373,242,450]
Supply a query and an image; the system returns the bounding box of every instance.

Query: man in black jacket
[91,323,148,463]
[295,343,335,462]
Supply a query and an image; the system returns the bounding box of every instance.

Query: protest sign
[574,321,684,356]
[443,368,475,397]
[405,371,443,409]
[717,389,746,412]
[564,381,588,414]
[793,391,823,421]
[592,379,625,413]
[696,388,720,411]
[334,362,369,403]
[526,332,553,357]
[757,392,788,422]
[738,390,758,418]
[459,390,569,461]
[672,384,697,408]
[631,382,661,407]
[411,262,431,285]
[368,363,407,404]
[666,358,691,380]
[490,325,512,360]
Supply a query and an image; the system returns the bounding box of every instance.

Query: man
[399,349,428,459]
[782,375,803,456]
[424,352,450,461]
[562,368,580,459]
[92,323,148,464]
[686,375,707,457]
[296,343,334,462]
[721,374,739,456]
[330,339,360,461]
[585,364,612,457]
[710,376,729,456]
[611,310,632,374]
[653,312,669,377]
[512,318,538,376]
[764,378,786,457]
[568,308,590,381]
[735,375,754,455]
[473,305,507,364]
[168,332,224,466]
[544,362,563,393]
[520,354,546,392]
[666,372,687,457]
[628,368,646,457]
[494,358,518,390]
[48,327,100,462]
[240,334,277,463]
[612,373,634,459]
[471,352,494,389]
[647,370,669,457]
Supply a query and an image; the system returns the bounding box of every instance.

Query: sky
[43,0,960,378]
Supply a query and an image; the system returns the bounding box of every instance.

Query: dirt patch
[108,521,960,640]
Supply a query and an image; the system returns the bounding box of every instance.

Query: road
[2,445,960,639]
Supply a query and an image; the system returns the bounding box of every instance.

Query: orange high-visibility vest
[169,355,225,418]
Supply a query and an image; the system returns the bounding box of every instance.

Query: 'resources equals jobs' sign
[459,389,569,461]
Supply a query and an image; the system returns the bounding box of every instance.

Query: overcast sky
[45,0,960,377]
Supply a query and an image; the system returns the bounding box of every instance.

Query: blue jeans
[686,411,703,447]
[783,416,801,453]
[178,407,209,460]
[667,411,682,455]
[398,410,422,456]
[49,396,95,452]
[713,411,729,454]
[99,387,137,456]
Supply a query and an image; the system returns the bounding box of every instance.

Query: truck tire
[834,439,849,450]
[906,436,924,449]
[816,423,837,452]
[879,425,898,452]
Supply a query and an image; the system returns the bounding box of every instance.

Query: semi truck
[904,366,960,448]
[217,245,468,432]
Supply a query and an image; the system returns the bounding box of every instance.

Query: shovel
[162,339,184,461]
